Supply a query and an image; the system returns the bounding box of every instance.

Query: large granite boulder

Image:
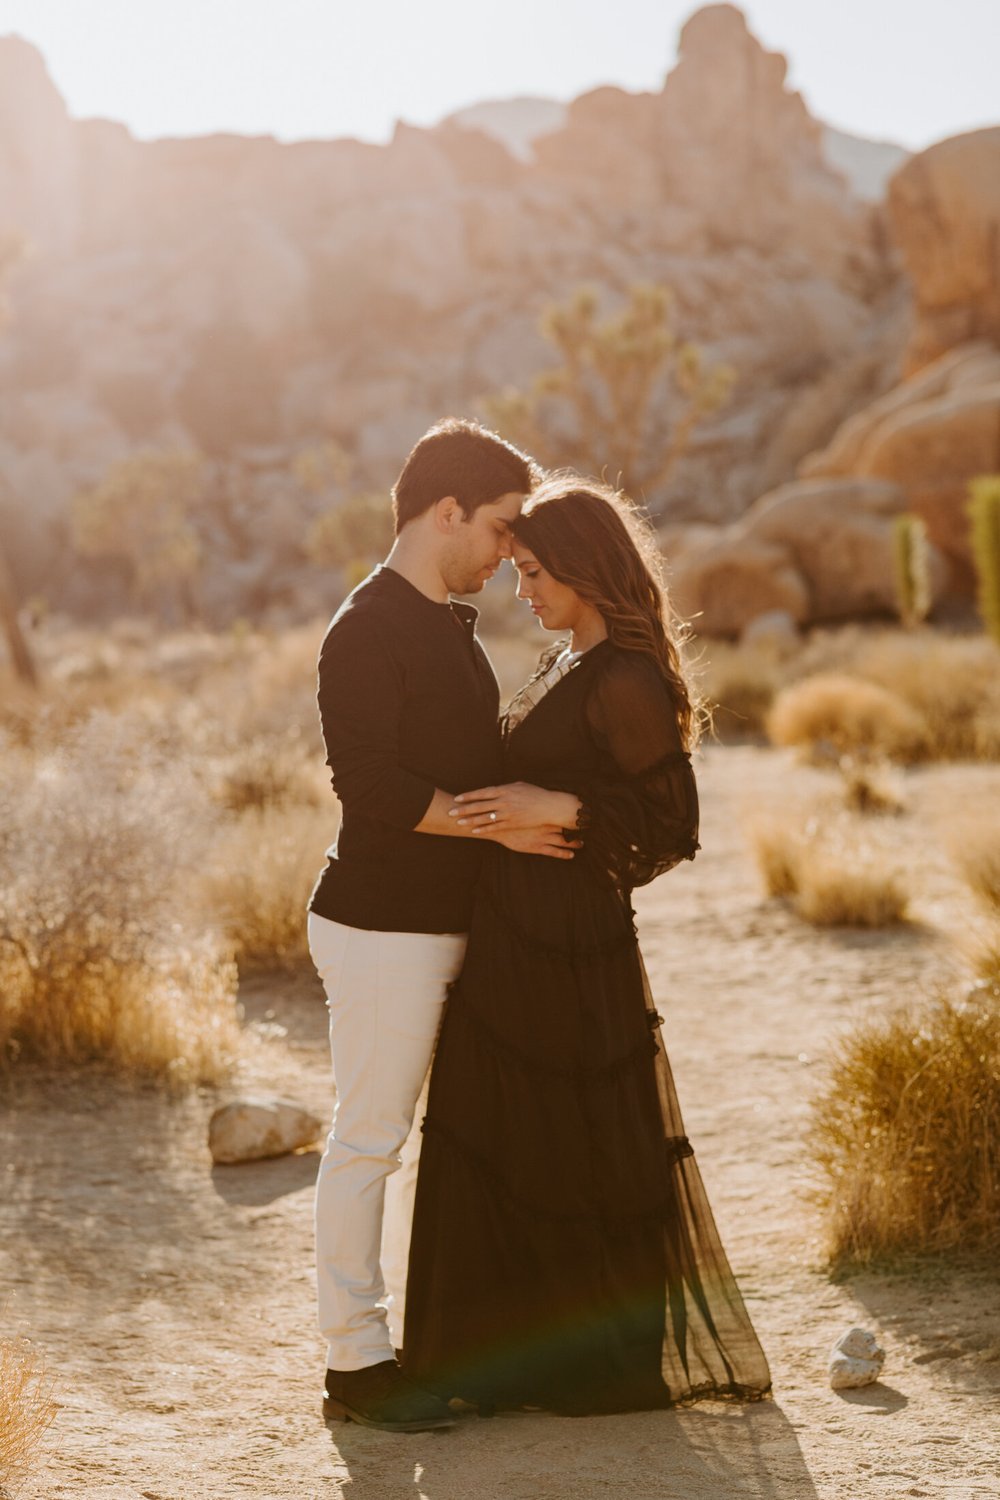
[670,477,946,636]
[888,128,1000,371]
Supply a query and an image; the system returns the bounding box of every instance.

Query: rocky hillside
[0,3,994,628]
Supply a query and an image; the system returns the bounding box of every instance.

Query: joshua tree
[297,442,393,586]
[968,475,1000,646]
[892,513,932,629]
[72,449,206,619]
[482,283,734,504]
[0,234,37,685]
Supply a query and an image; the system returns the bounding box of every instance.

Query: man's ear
[433,496,463,534]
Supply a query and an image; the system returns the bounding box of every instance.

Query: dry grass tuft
[849,631,1000,761]
[209,733,324,814]
[201,804,335,970]
[0,713,240,1086]
[748,809,909,927]
[952,823,1000,917]
[0,1333,56,1491]
[698,642,781,740]
[837,760,905,817]
[767,673,929,764]
[812,984,1000,1265]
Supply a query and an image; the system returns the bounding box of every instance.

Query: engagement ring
[489,811,497,822]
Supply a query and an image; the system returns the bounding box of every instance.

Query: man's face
[441,490,524,594]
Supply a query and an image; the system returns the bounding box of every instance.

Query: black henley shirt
[308,564,503,933]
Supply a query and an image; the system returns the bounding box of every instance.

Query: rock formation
[0,7,993,629]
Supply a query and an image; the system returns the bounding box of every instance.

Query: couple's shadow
[326,1397,820,1500]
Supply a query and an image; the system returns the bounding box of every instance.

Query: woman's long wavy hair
[513,474,702,749]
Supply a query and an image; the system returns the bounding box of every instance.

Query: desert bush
[0,713,240,1084]
[812,984,1000,1264]
[0,1332,55,1493]
[767,673,929,763]
[748,810,909,927]
[72,449,206,618]
[846,631,1000,761]
[700,641,780,739]
[210,733,324,814]
[201,804,335,970]
[837,759,905,817]
[951,821,1000,920]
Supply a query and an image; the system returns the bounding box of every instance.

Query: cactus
[892,513,931,628]
[968,475,1000,645]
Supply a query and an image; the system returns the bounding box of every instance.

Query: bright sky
[0,0,996,151]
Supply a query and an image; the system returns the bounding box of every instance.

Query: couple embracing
[307,418,771,1431]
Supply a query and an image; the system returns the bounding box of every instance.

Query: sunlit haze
[0,0,997,150]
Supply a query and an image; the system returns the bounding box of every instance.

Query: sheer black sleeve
[578,651,700,891]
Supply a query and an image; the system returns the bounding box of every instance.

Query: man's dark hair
[392,418,539,534]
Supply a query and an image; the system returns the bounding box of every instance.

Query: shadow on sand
[325,1398,820,1500]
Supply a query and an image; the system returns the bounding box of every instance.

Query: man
[308,418,575,1432]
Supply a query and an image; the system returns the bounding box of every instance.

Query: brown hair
[392,418,539,534]
[513,474,701,749]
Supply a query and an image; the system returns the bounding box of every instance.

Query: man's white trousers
[308,912,467,1372]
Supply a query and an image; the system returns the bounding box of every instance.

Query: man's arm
[319,618,576,859]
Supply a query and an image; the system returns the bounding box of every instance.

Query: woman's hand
[449,781,582,833]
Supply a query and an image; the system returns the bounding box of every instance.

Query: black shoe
[323,1360,455,1433]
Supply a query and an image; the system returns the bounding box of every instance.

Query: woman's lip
[531,604,545,614]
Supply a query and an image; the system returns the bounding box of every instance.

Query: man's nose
[499,534,513,560]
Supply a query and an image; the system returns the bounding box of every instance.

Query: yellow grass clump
[952,823,1000,916]
[748,810,909,927]
[0,1333,56,1491]
[0,712,241,1086]
[848,631,1000,761]
[812,985,1000,1265]
[201,803,336,970]
[767,673,929,763]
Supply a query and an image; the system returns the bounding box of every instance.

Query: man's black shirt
[309,565,503,933]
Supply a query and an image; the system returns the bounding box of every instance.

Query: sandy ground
[3,744,1000,1500]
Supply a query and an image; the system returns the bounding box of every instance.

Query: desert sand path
[4,745,999,1499]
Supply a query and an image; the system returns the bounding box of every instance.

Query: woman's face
[511,541,587,633]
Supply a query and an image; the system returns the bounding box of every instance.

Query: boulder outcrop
[888,128,1000,371]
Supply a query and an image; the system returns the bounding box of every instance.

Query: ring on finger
[489,811,497,823]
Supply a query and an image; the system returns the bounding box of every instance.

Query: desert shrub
[202,804,335,970]
[0,713,240,1084]
[846,631,1000,761]
[812,985,1000,1264]
[767,673,929,763]
[210,733,324,814]
[953,823,1000,916]
[700,641,780,739]
[837,759,905,817]
[748,810,909,927]
[0,1332,55,1492]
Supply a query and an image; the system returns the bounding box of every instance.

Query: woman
[400,475,771,1416]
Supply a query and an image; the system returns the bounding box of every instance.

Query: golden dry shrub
[795,845,909,928]
[700,641,781,740]
[0,1333,56,1492]
[812,985,1000,1264]
[838,760,905,817]
[0,713,240,1085]
[201,803,336,970]
[767,673,929,763]
[845,631,1000,761]
[747,810,909,927]
[952,823,1000,916]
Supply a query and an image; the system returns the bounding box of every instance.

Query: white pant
[308,912,467,1372]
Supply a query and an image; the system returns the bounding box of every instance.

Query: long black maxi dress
[401,639,772,1415]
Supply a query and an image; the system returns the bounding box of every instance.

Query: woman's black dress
[401,640,772,1415]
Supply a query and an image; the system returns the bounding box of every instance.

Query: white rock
[828,1326,885,1390]
[209,1096,323,1165]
